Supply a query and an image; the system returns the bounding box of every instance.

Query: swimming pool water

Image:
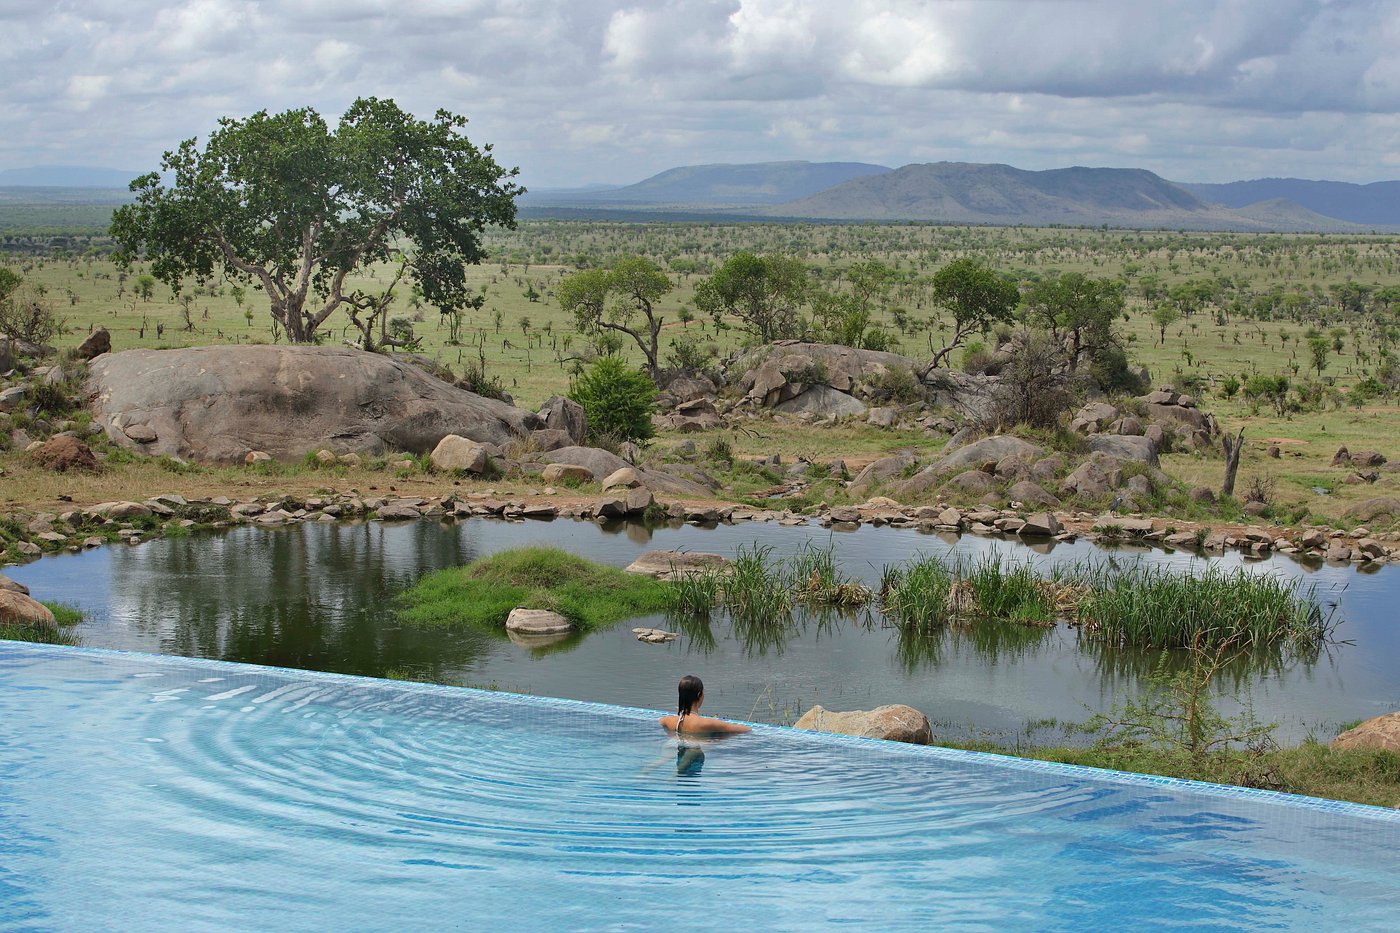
[3,643,1399,931]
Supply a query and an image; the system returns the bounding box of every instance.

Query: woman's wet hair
[678,675,704,715]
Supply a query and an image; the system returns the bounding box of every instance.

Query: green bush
[569,355,656,443]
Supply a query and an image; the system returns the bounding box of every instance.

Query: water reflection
[7,515,1398,742]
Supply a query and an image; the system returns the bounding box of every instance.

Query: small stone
[505,607,572,636]
[244,451,272,465]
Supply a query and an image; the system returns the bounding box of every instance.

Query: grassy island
[399,547,671,631]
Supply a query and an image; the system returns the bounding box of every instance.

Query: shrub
[569,355,657,443]
[867,365,924,405]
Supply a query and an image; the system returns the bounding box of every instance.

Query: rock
[1073,401,1120,433]
[866,407,897,428]
[87,345,538,463]
[1145,402,1208,433]
[0,573,30,595]
[1326,544,1352,562]
[30,436,99,473]
[377,503,422,521]
[505,608,572,636]
[1019,512,1062,537]
[0,590,56,630]
[1062,461,1109,499]
[664,373,718,402]
[930,435,1044,477]
[1143,387,1179,405]
[1189,486,1215,504]
[1087,433,1159,466]
[633,627,679,644]
[243,450,272,465]
[1352,450,1387,467]
[1112,416,1144,436]
[541,463,593,484]
[1357,538,1387,559]
[314,449,339,465]
[1030,455,1064,484]
[1007,480,1061,509]
[537,395,588,444]
[945,470,997,495]
[338,452,362,467]
[429,435,488,473]
[1242,500,1269,516]
[77,327,111,360]
[1300,529,1327,549]
[1332,712,1400,753]
[1331,446,1352,466]
[772,384,868,418]
[540,446,630,481]
[1125,474,1153,498]
[848,453,917,495]
[602,467,644,489]
[1343,497,1400,524]
[937,507,963,527]
[527,428,575,452]
[625,550,730,581]
[793,704,932,745]
[0,386,26,413]
[829,506,861,523]
[88,501,152,520]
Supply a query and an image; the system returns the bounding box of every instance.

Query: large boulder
[1087,433,1159,467]
[793,704,932,745]
[772,384,868,418]
[429,435,488,473]
[1343,497,1400,525]
[86,346,539,464]
[625,550,730,580]
[848,453,917,496]
[1007,480,1061,509]
[732,342,919,398]
[1332,713,1400,753]
[0,590,56,631]
[0,573,30,595]
[77,327,112,360]
[929,435,1044,477]
[539,446,630,480]
[537,396,587,445]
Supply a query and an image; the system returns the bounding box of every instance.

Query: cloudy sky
[4,0,1400,187]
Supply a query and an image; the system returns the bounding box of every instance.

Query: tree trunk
[1220,427,1245,499]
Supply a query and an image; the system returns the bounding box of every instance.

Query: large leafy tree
[925,257,1020,370]
[556,256,672,379]
[693,252,810,343]
[110,97,523,343]
[1024,271,1126,372]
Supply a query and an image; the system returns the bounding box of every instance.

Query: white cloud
[0,0,1397,185]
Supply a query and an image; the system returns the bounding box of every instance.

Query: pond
[7,516,1399,744]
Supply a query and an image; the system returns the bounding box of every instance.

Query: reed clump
[879,552,1336,656]
[1072,563,1335,654]
[662,541,872,623]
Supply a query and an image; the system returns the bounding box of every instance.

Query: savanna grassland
[7,217,1400,527]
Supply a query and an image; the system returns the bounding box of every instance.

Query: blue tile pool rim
[5,639,1398,825]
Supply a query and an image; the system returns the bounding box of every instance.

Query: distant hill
[1180,178,1400,227]
[765,162,1370,231]
[524,160,890,206]
[0,165,140,188]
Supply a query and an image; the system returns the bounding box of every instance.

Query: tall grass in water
[725,544,792,624]
[880,556,955,632]
[786,541,872,608]
[964,554,1055,626]
[665,565,723,616]
[1074,563,1335,655]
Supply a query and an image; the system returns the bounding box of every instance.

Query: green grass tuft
[398,546,671,631]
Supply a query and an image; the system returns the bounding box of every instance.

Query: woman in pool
[659,675,751,736]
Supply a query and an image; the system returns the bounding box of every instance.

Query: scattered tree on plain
[109,97,522,344]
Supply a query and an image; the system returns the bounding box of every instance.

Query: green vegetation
[0,601,85,646]
[567,354,657,443]
[1074,563,1334,654]
[947,643,1400,808]
[108,98,522,344]
[663,542,872,623]
[880,552,1333,654]
[399,547,670,631]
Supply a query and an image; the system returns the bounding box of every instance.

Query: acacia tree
[693,252,810,343]
[110,97,522,344]
[925,257,1019,371]
[557,256,672,379]
[1024,271,1126,372]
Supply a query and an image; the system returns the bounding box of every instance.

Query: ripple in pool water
[3,644,1399,930]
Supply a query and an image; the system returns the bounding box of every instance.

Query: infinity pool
[3,643,1399,931]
